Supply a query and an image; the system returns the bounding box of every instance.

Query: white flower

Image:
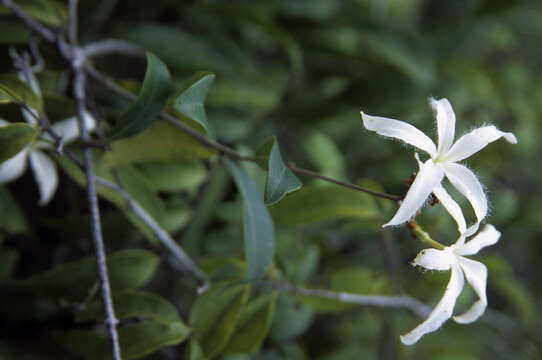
[361,98,517,232]
[400,224,501,345]
[0,112,95,205]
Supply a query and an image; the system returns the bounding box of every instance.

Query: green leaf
[110,52,173,140]
[303,131,345,180]
[103,120,213,168]
[269,294,314,341]
[256,137,302,204]
[139,162,208,192]
[0,0,67,26]
[13,249,159,300]
[268,184,381,225]
[173,72,215,137]
[189,283,250,358]
[224,159,275,280]
[0,186,27,234]
[0,74,41,110]
[0,123,37,162]
[0,249,18,282]
[224,293,278,353]
[75,290,180,323]
[0,22,31,44]
[58,320,190,360]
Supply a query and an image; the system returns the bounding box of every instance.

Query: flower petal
[433,184,466,235]
[454,257,488,324]
[383,159,444,227]
[29,149,58,206]
[443,163,487,229]
[41,111,97,145]
[430,98,456,156]
[443,125,517,163]
[400,264,464,345]
[0,148,28,183]
[361,111,437,157]
[412,248,455,271]
[454,224,501,256]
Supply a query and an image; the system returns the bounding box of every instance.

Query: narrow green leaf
[225,293,278,353]
[189,283,250,358]
[0,0,67,26]
[256,137,302,204]
[268,184,381,225]
[13,249,159,300]
[173,72,215,136]
[224,158,275,280]
[110,52,173,140]
[0,74,41,110]
[58,320,191,360]
[0,123,37,162]
[103,121,213,168]
[75,290,181,323]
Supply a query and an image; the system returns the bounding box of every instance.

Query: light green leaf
[13,249,159,300]
[173,72,215,137]
[0,0,67,26]
[189,283,250,358]
[225,293,278,353]
[103,121,213,168]
[0,123,37,162]
[75,290,181,324]
[58,320,191,360]
[268,184,381,225]
[139,162,208,193]
[303,131,345,181]
[269,294,314,341]
[224,158,275,280]
[256,137,302,204]
[0,22,31,44]
[110,52,173,140]
[0,74,41,110]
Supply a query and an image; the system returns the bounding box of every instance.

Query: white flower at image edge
[400,224,501,345]
[361,98,517,232]
[0,112,95,205]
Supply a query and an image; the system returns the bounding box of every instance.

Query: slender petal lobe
[433,184,467,235]
[454,257,488,324]
[29,150,58,205]
[443,163,487,227]
[41,111,96,146]
[0,149,28,182]
[455,225,500,256]
[431,98,456,155]
[361,111,437,157]
[400,265,464,345]
[443,125,517,163]
[384,159,444,227]
[412,248,454,271]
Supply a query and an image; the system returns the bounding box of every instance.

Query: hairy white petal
[444,163,487,228]
[412,247,455,271]
[454,257,488,324]
[455,224,501,256]
[401,265,464,345]
[443,125,517,163]
[0,149,29,182]
[431,98,456,156]
[384,159,444,227]
[361,111,437,157]
[433,184,467,235]
[40,111,97,146]
[29,150,58,206]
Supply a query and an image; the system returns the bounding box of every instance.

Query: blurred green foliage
[0,0,541,359]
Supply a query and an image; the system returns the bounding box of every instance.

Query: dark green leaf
[75,290,180,323]
[224,159,275,280]
[58,320,190,360]
[173,72,215,136]
[0,22,31,44]
[13,249,159,300]
[110,52,173,140]
[0,74,41,110]
[268,184,381,225]
[225,292,278,353]
[0,249,18,282]
[256,137,302,204]
[0,186,27,234]
[0,123,37,162]
[189,283,250,358]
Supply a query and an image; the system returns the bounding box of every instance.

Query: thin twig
[71,47,122,360]
[260,281,431,318]
[81,39,144,58]
[1,0,56,43]
[68,0,79,44]
[94,176,210,288]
